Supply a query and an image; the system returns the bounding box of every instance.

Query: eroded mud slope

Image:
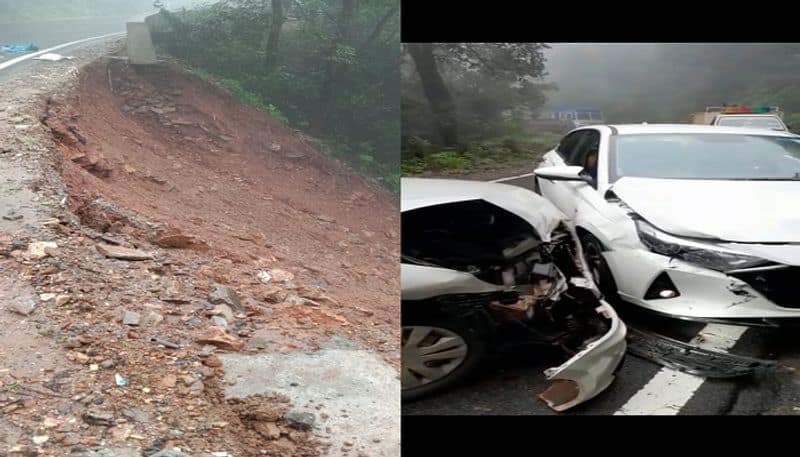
[43,59,399,358]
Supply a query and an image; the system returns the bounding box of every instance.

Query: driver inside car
[581,148,599,187]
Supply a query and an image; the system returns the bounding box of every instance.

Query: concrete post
[126,12,159,65]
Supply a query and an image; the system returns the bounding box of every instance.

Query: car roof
[605,123,796,136]
[401,178,566,241]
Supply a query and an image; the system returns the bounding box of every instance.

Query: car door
[537,129,596,217]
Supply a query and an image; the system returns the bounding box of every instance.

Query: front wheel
[401,315,486,402]
[579,232,619,301]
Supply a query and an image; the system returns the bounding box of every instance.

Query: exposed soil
[44,59,399,358]
[0,49,398,457]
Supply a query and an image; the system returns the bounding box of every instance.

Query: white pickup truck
[690,106,789,131]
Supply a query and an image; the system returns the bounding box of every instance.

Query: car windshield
[715,116,785,130]
[611,133,800,181]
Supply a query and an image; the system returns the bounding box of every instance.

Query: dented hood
[612,177,800,243]
[401,178,566,242]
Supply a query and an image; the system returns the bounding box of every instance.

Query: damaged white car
[401,178,626,412]
[534,124,800,326]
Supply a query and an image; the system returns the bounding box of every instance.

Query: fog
[542,43,800,124]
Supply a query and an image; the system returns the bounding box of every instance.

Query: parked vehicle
[533,124,800,326]
[689,105,788,131]
[401,178,626,411]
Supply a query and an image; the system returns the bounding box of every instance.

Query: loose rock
[208,283,243,312]
[8,296,36,316]
[196,326,244,352]
[122,310,141,326]
[283,411,315,431]
[96,243,154,260]
[83,408,115,426]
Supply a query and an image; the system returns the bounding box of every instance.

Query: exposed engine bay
[402,197,623,410]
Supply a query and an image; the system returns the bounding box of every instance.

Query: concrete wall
[126,12,159,65]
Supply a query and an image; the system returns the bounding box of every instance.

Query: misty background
[402,42,800,175]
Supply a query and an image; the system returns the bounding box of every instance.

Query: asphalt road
[403,173,800,416]
[0,16,132,82]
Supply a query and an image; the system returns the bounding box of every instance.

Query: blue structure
[544,106,604,123]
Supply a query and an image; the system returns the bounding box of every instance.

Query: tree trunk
[264,0,286,72]
[357,3,398,53]
[407,44,458,146]
[318,0,355,127]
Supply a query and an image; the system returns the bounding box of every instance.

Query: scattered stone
[315,214,335,223]
[182,375,197,386]
[3,210,22,221]
[283,411,315,431]
[82,408,114,426]
[141,311,164,327]
[26,241,57,260]
[32,435,49,445]
[208,283,243,312]
[55,294,71,306]
[150,451,193,457]
[257,270,272,283]
[212,304,234,322]
[43,417,61,429]
[8,296,36,316]
[100,359,116,369]
[202,354,222,368]
[211,316,228,328]
[196,326,245,352]
[121,407,150,423]
[122,310,141,326]
[67,351,90,364]
[77,449,143,457]
[160,374,177,389]
[270,269,295,283]
[96,243,153,260]
[255,422,281,440]
[189,379,205,395]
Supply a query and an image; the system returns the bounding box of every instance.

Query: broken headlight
[634,219,769,272]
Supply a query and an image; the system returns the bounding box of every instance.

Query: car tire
[401,314,487,402]
[578,232,620,301]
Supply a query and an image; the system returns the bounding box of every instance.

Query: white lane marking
[491,172,535,183]
[0,32,126,71]
[614,323,747,415]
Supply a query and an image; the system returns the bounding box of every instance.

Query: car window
[610,133,800,181]
[556,131,584,160]
[566,130,600,166]
[715,116,786,130]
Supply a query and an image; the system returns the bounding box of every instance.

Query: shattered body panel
[401,178,626,412]
[535,124,800,322]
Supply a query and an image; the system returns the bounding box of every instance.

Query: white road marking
[491,172,535,183]
[0,32,126,71]
[614,323,748,415]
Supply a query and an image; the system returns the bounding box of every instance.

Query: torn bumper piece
[626,327,778,378]
[538,300,627,412]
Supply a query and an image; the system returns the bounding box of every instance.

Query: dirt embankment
[1,54,397,456]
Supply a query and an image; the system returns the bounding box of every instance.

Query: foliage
[154,0,399,193]
[402,43,554,159]
[401,132,561,176]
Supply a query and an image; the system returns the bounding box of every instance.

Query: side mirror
[534,165,592,183]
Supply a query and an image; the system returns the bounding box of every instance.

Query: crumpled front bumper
[538,300,627,412]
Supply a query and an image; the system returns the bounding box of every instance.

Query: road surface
[0,16,132,81]
[403,173,800,416]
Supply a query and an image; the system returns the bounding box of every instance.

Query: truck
[689,105,788,131]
